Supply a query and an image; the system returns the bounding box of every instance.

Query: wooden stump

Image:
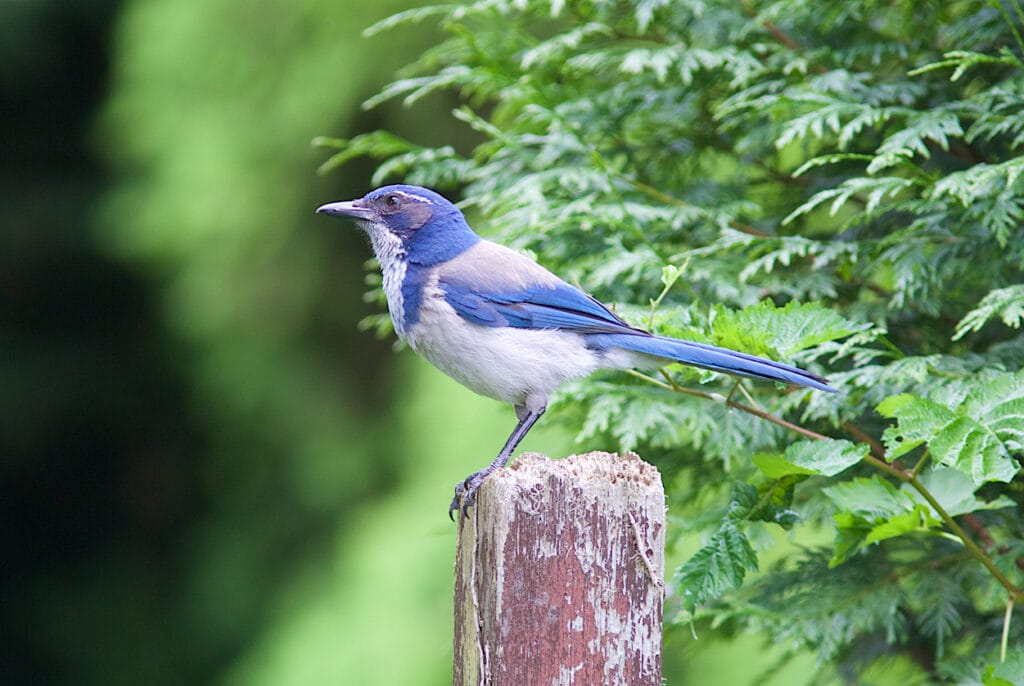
[453,451,665,686]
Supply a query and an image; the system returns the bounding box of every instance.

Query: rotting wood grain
[453,451,665,686]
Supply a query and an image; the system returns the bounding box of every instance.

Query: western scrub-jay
[317,185,835,518]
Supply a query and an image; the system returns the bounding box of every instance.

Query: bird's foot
[448,469,491,521]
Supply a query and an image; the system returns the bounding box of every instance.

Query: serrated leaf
[726,480,759,518]
[753,439,867,478]
[876,393,914,417]
[674,520,758,613]
[709,299,869,358]
[953,285,1024,340]
[880,396,954,459]
[673,482,766,612]
[824,476,915,519]
[929,416,1011,482]
[864,505,939,543]
[985,651,1024,686]
[749,477,801,530]
[752,452,817,478]
[877,374,1023,483]
[916,467,1015,517]
[823,476,934,565]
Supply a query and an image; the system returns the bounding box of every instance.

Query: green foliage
[675,482,760,614]
[324,0,1024,681]
[878,372,1024,483]
[753,438,867,478]
[955,284,1024,340]
[825,475,944,565]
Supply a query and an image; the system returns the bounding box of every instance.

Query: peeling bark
[453,452,665,686]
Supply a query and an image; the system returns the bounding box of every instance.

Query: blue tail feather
[600,333,836,393]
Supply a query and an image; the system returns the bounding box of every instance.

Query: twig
[763,21,801,51]
[907,473,1023,601]
[1002,597,1015,663]
[842,421,886,460]
[623,369,830,442]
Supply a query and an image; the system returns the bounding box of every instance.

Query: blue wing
[439,278,641,335]
[433,242,835,392]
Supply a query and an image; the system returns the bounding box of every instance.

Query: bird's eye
[384,194,401,208]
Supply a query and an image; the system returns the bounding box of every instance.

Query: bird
[317,185,836,518]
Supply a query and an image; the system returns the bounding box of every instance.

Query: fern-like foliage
[320,0,1024,681]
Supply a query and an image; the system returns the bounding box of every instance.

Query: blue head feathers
[317,184,480,266]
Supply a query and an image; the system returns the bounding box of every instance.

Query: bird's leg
[449,397,547,520]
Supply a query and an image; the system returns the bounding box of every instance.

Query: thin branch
[1002,597,1015,663]
[842,421,886,460]
[962,513,997,548]
[907,473,1024,601]
[963,512,1024,574]
[910,449,931,479]
[624,369,830,441]
[763,21,801,51]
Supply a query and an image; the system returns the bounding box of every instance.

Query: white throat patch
[366,222,409,339]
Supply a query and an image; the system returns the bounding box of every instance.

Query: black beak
[316,200,374,220]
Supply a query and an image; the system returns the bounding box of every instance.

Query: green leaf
[362,4,459,38]
[867,109,963,173]
[726,480,759,516]
[673,481,766,612]
[708,300,869,358]
[674,520,758,613]
[954,285,1024,340]
[823,476,939,565]
[984,651,1024,686]
[909,49,1024,81]
[783,176,917,224]
[917,467,1016,517]
[864,506,938,543]
[875,393,914,417]
[313,131,420,175]
[879,396,954,460]
[752,452,817,478]
[749,477,801,530]
[983,665,1017,686]
[753,439,867,478]
[660,263,681,288]
[877,374,1024,483]
[824,476,916,520]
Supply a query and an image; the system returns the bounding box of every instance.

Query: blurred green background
[2,1,568,683]
[2,1,823,684]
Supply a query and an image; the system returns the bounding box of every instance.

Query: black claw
[448,473,485,522]
[449,479,469,521]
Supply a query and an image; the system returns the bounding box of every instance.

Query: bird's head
[317,185,480,266]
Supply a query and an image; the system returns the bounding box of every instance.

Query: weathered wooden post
[453,451,666,686]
